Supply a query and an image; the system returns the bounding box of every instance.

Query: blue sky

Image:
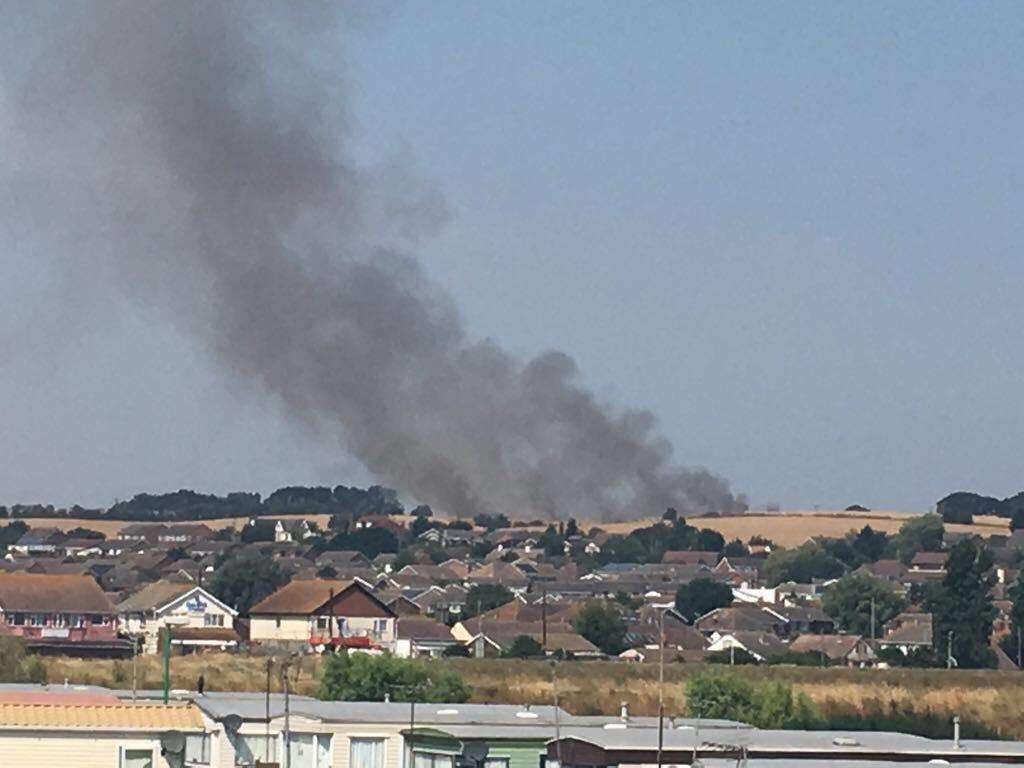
[2,2,1023,510]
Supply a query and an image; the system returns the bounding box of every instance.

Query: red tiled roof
[0,572,114,614]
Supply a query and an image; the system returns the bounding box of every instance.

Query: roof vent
[603,722,627,730]
[437,709,459,715]
[515,711,539,719]
[832,737,859,747]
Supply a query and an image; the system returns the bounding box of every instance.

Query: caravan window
[414,752,455,768]
[186,733,211,764]
[287,733,332,768]
[233,733,277,766]
[119,749,153,768]
[350,738,385,768]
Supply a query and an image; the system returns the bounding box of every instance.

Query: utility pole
[541,584,548,650]
[161,626,171,704]
[947,630,955,669]
[131,638,139,704]
[870,598,876,641]
[281,654,297,768]
[552,661,562,768]
[265,658,273,763]
[1017,625,1022,670]
[657,610,665,768]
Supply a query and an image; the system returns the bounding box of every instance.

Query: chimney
[953,715,961,748]
[620,702,628,721]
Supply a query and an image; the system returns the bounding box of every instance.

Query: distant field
[40,654,1024,738]
[11,509,1009,547]
[596,510,1009,547]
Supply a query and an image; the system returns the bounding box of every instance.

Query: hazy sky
[2,2,1023,511]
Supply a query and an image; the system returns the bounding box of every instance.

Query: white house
[117,581,239,654]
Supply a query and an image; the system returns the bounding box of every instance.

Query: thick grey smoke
[0,1,743,520]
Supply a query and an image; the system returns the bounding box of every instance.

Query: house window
[204,614,224,627]
[414,752,455,768]
[288,733,332,768]
[119,748,153,768]
[9,613,24,626]
[373,619,389,635]
[350,738,385,768]
[233,734,276,766]
[186,733,211,764]
[316,617,330,631]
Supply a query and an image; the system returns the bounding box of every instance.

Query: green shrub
[317,651,470,702]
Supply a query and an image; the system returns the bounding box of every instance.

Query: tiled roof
[250,579,389,616]
[0,701,202,730]
[0,572,114,613]
[116,580,193,613]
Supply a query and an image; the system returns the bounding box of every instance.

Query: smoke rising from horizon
[1,1,742,520]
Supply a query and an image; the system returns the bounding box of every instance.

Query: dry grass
[16,509,1009,547]
[595,510,1007,547]
[38,655,1024,738]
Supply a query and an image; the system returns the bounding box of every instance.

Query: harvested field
[596,510,1007,547]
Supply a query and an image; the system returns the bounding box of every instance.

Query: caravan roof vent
[832,737,860,747]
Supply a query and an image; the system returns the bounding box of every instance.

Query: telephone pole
[657,610,665,768]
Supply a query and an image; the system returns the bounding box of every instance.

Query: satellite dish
[222,714,244,734]
[160,730,186,754]
[461,741,489,766]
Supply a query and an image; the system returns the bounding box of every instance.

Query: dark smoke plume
[1,2,743,520]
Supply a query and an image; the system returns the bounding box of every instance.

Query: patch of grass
[37,655,1024,738]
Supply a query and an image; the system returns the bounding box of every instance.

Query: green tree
[538,524,565,557]
[999,574,1024,665]
[762,542,845,586]
[675,578,734,623]
[240,519,276,543]
[0,636,46,683]
[316,652,470,702]
[684,671,818,729]
[209,551,288,614]
[572,600,627,655]
[925,537,997,668]
[891,514,945,565]
[321,527,399,559]
[506,635,544,658]
[0,520,28,555]
[464,584,514,617]
[822,572,906,637]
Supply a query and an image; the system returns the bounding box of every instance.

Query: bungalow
[117,581,238,654]
[249,579,397,652]
[0,572,128,655]
[879,612,934,654]
[394,616,457,658]
[705,630,787,662]
[789,633,878,667]
[9,528,63,556]
[910,551,948,574]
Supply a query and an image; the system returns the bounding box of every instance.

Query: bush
[316,652,471,702]
[685,670,819,728]
[0,637,46,684]
[506,635,544,659]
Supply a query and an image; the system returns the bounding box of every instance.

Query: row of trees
[0,484,407,523]
[759,514,947,588]
[938,490,1024,527]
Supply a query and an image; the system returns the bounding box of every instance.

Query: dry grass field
[596,510,1008,547]
[39,654,1024,738]
[14,509,1009,546]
